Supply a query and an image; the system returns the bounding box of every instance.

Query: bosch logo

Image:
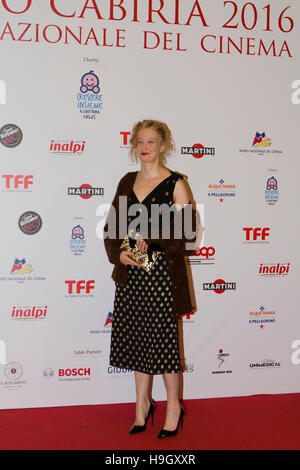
[58,368,91,377]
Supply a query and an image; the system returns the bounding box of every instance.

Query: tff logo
[2,174,33,189]
[243,227,270,241]
[65,280,95,295]
[120,131,131,146]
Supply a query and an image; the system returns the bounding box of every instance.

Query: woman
[104,119,197,438]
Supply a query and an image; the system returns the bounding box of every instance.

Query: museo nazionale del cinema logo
[239,131,282,156]
[77,70,103,120]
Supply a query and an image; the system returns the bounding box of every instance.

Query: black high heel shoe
[129,400,155,434]
[157,406,185,439]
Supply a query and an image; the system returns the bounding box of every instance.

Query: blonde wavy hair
[129,119,175,165]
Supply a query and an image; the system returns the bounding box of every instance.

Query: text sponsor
[187,247,215,266]
[68,184,104,199]
[249,306,276,328]
[2,174,33,192]
[243,227,270,243]
[50,140,86,155]
[181,143,215,159]
[65,280,95,297]
[107,366,133,379]
[259,263,290,277]
[58,368,91,381]
[249,359,282,369]
[203,279,236,294]
[11,305,48,321]
[208,179,237,202]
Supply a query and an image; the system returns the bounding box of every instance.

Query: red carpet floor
[0,393,299,450]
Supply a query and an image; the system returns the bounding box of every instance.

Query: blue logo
[265,176,279,206]
[77,71,103,120]
[70,225,86,255]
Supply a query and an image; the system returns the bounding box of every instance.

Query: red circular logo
[79,184,93,199]
[192,143,205,159]
[213,279,226,294]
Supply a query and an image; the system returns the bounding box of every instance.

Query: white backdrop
[1,0,300,409]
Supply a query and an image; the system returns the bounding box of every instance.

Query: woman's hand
[120,250,142,267]
[136,235,148,254]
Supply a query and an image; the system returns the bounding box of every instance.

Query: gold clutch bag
[120,233,160,272]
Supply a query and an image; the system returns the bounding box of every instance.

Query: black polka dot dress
[109,171,182,375]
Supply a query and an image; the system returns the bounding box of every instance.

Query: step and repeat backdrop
[1,0,300,409]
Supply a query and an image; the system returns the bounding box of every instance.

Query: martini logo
[0,124,22,148]
[208,179,237,202]
[265,176,279,206]
[11,258,32,275]
[50,140,86,155]
[18,211,42,234]
[259,263,290,277]
[68,184,104,199]
[203,279,236,294]
[77,71,103,120]
[181,143,215,159]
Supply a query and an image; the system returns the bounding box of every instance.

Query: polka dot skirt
[109,252,181,375]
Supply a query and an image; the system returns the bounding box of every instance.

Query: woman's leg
[134,371,153,425]
[162,373,181,430]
